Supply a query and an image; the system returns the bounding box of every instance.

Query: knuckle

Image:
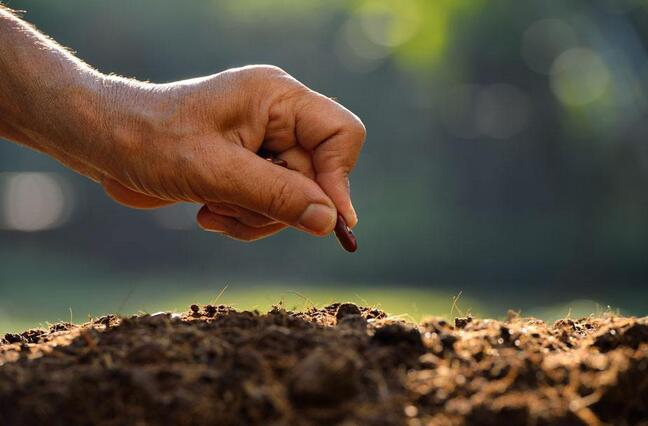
[237,64,289,81]
[257,64,288,76]
[347,117,367,144]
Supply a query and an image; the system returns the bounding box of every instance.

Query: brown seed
[334,214,357,252]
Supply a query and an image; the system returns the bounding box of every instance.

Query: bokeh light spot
[550,48,611,106]
[335,18,390,73]
[1,173,72,232]
[357,0,421,48]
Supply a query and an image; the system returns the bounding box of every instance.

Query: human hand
[0,10,365,243]
[97,66,365,241]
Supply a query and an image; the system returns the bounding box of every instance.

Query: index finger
[293,92,366,227]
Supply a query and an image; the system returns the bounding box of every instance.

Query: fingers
[206,202,277,228]
[196,205,286,241]
[102,178,175,209]
[216,148,337,236]
[293,92,366,227]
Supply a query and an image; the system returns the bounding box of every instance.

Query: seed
[262,153,358,252]
[334,214,357,252]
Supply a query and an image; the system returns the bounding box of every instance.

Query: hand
[97,66,365,241]
[0,11,365,242]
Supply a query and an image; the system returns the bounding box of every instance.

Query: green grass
[2,276,640,335]
[1,252,643,334]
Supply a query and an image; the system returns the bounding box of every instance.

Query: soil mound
[0,304,646,425]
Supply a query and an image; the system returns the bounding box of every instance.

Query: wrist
[89,75,175,177]
[2,68,129,168]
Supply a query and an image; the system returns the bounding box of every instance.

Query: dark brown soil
[0,304,646,426]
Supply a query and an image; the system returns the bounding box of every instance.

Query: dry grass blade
[210,284,229,306]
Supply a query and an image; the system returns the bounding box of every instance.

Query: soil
[0,303,646,426]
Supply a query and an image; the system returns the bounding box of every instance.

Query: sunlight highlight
[0,172,72,232]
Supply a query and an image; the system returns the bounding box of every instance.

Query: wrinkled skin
[0,8,365,241]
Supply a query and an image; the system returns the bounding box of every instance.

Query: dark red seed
[334,214,357,252]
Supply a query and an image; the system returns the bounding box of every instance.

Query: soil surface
[0,304,646,426]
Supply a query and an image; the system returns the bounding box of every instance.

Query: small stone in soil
[336,303,362,321]
[454,316,473,329]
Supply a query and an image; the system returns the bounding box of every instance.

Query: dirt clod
[594,321,648,352]
[0,306,646,425]
[289,347,361,408]
[335,302,362,321]
[454,316,473,329]
[371,323,425,353]
[3,333,23,344]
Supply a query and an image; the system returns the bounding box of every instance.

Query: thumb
[219,149,337,236]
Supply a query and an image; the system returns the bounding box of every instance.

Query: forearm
[0,6,363,240]
[0,7,158,169]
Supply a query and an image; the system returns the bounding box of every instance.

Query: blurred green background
[1,0,647,332]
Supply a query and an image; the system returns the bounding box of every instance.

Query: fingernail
[299,204,337,234]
